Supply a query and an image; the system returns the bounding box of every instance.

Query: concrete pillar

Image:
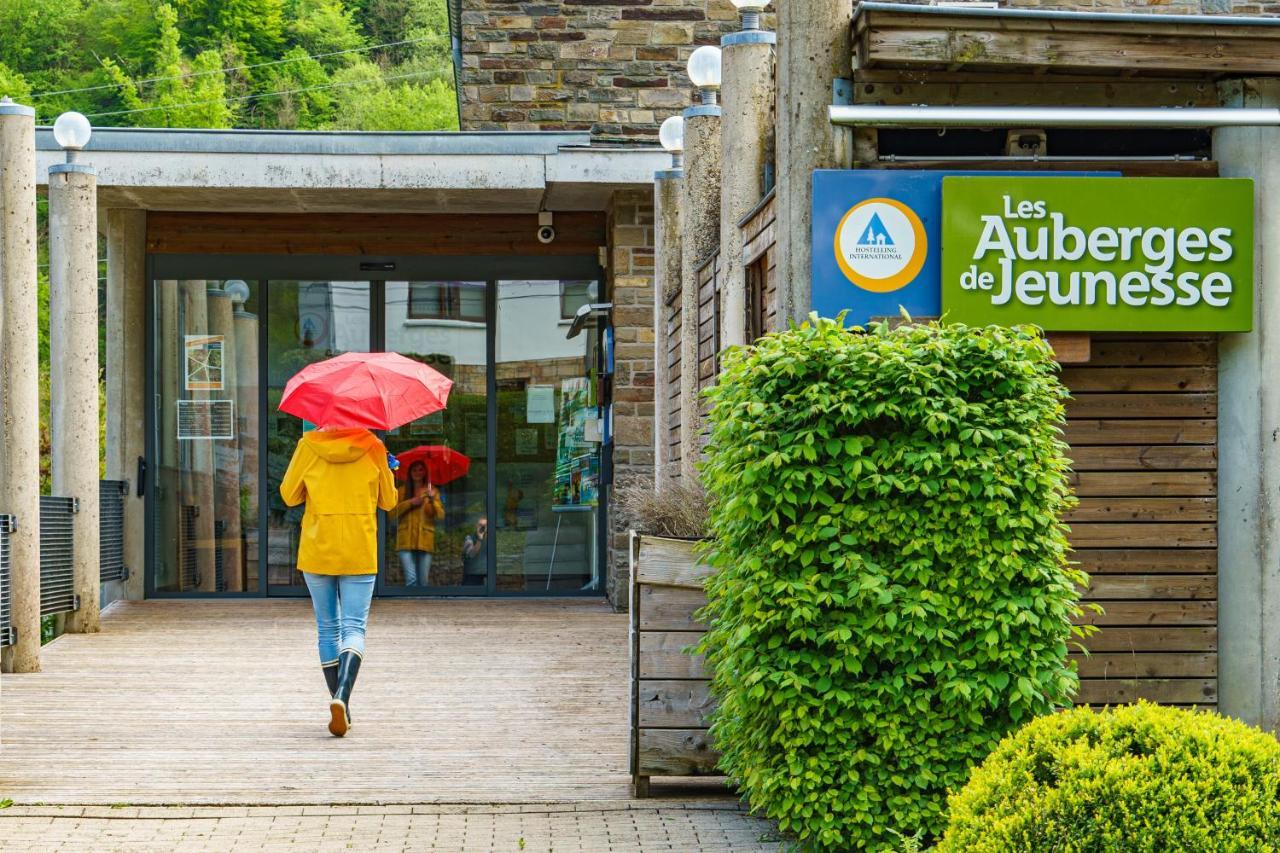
[233,303,259,590]
[207,287,242,591]
[774,0,852,327]
[48,164,101,633]
[1214,78,1280,732]
[719,29,776,348]
[679,105,721,482]
[105,209,147,600]
[653,171,682,484]
[0,100,42,673]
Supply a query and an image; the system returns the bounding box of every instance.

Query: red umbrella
[278,352,452,431]
[394,445,471,484]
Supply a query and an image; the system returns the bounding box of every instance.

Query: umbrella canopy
[394,445,471,485]
[278,352,452,431]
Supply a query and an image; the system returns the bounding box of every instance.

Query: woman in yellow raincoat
[280,427,397,737]
[390,460,445,587]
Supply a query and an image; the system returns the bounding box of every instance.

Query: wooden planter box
[628,532,721,797]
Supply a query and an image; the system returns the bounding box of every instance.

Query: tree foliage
[1,0,456,130]
[697,316,1088,851]
[940,702,1280,851]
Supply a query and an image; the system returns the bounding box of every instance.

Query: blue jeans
[302,572,376,663]
[399,550,433,586]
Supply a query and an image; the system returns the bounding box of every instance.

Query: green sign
[941,177,1253,332]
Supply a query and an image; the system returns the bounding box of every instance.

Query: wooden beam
[1047,332,1090,364]
[856,7,1280,77]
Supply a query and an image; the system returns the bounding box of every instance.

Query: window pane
[496,280,600,592]
[384,281,489,589]
[560,280,596,320]
[265,281,371,591]
[151,279,261,594]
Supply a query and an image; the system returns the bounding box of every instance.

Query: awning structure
[853,2,1280,78]
[33,128,666,214]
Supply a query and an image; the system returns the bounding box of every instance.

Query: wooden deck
[0,599,637,805]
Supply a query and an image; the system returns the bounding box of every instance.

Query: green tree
[102,3,234,128]
[324,61,456,131]
[0,62,34,102]
[260,46,333,129]
[288,0,367,65]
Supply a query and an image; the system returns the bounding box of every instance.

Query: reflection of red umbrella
[278,352,452,431]
[395,445,471,484]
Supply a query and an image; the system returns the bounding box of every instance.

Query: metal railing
[40,496,77,616]
[1,481,133,645]
[100,479,128,583]
[0,515,14,646]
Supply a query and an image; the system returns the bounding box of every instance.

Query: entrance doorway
[147,256,608,598]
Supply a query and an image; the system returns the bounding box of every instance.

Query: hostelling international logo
[834,198,928,292]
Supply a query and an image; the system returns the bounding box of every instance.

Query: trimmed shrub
[940,702,1280,851]
[698,317,1086,851]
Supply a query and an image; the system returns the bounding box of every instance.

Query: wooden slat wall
[1065,335,1218,710]
[696,252,720,398]
[666,293,682,478]
[740,192,778,334]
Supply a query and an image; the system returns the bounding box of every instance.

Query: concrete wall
[457,0,742,140]
[605,189,656,607]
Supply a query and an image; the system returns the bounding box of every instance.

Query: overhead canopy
[34,128,666,214]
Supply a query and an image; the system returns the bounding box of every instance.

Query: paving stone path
[0,801,787,852]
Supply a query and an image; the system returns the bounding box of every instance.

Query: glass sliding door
[152,279,261,594]
[264,280,371,594]
[381,281,489,592]
[494,279,601,593]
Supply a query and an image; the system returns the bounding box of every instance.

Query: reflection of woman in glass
[391,460,444,587]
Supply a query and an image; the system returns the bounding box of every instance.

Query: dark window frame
[407,281,486,322]
[559,280,597,321]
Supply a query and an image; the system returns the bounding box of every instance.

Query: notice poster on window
[177,399,235,440]
[526,384,555,424]
[184,335,225,391]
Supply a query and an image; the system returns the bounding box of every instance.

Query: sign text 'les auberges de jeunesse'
[941,177,1254,332]
[811,171,1254,332]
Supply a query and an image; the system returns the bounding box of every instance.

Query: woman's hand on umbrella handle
[387,452,400,471]
[426,483,437,498]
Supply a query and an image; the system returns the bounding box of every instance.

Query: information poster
[184,335,225,391]
[553,377,598,507]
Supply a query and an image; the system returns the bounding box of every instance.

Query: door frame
[145,253,609,600]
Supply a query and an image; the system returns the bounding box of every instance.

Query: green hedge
[940,702,1280,851]
[698,317,1087,851]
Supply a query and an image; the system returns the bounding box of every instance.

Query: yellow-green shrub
[940,702,1280,851]
[698,317,1086,851]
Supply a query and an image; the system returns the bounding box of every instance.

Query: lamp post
[679,47,722,481]
[654,116,685,483]
[0,97,41,671]
[48,111,102,633]
[720,1,776,349]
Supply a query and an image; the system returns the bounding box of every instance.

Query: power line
[83,69,443,119]
[31,35,437,100]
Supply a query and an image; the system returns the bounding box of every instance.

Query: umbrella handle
[387,452,400,471]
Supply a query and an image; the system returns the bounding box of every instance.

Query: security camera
[537,211,555,244]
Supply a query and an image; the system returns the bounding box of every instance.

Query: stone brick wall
[605,189,656,607]
[457,0,741,141]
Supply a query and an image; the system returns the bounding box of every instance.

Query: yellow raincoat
[279,428,398,575]
[389,484,444,552]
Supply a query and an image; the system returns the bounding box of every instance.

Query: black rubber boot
[321,660,339,697]
[328,649,363,737]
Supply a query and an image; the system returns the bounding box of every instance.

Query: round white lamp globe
[52,111,92,151]
[223,280,251,305]
[659,115,684,153]
[687,46,722,91]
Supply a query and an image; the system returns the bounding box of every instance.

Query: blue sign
[812,170,1115,326]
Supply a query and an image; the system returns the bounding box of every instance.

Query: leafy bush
[940,702,1280,851]
[698,316,1086,851]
